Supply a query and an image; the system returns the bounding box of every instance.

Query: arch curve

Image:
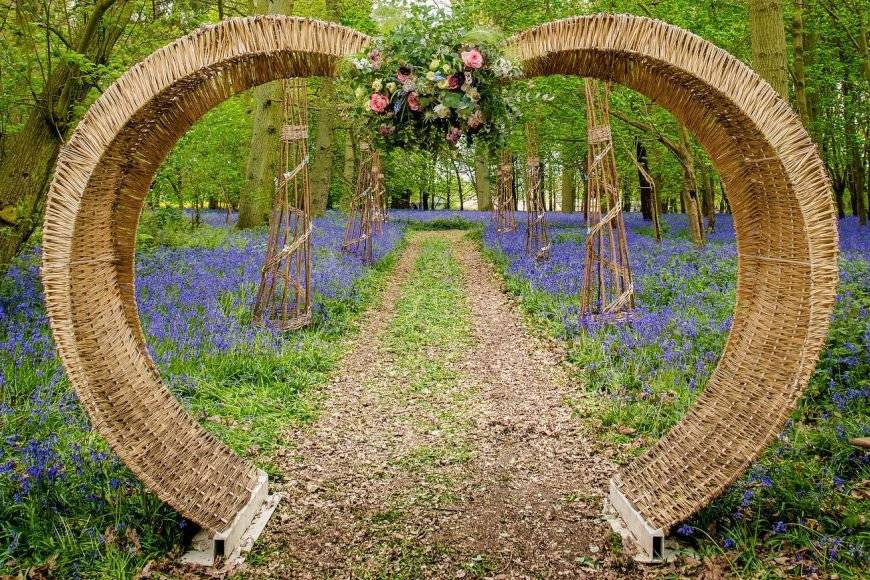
[508,15,838,532]
[42,16,370,533]
[42,14,837,538]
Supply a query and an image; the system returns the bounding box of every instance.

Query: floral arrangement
[341,6,522,151]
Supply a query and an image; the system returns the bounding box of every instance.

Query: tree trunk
[749,0,789,98]
[843,80,867,225]
[474,147,492,210]
[678,124,705,245]
[307,0,343,214]
[702,168,716,231]
[560,145,576,213]
[792,0,812,128]
[511,154,519,211]
[0,0,133,274]
[452,157,464,210]
[309,80,337,215]
[636,138,653,220]
[341,132,356,209]
[237,0,295,229]
[0,111,60,271]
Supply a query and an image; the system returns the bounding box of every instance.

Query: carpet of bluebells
[2,205,868,576]
[462,208,869,575]
[0,211,401,577]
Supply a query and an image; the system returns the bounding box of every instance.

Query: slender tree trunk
[474,147,492,210]
[446,159,452,209]
[308,80,337,214]
[511,154,518,211]
[452,157,464,210]
[792,0,812,128]
[636,138,653,220]
[702,168,716,231]
[749,0,789,98]
[561,145,576,213]
[307,0,343,214]
[843,80,867,225]
[341,132,356,209]
[238,0,295,228]
[678,124,705,244]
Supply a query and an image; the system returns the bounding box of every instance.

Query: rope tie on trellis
[587,125,612,144]
[261,217,312,272]
[281,124,308,141]
[275,154,310,187]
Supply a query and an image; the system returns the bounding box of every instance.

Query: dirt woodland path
[161,231,682,579]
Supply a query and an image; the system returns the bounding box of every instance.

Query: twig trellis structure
[579,79,635,317]
[524,124,551,259]
[493,149,517,233]
[342,142,378,263]
[252,78,312,331]
[371,149,388,233]
[40,14,839,560]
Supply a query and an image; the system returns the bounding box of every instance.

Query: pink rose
[461,48,483,69]
[396,66,412,83]
[448,73,462,90]
[446,127,462,145]
[369,93,389,113]
[468,110,484,130]
[368,49,382,70]
[407,92,421,112]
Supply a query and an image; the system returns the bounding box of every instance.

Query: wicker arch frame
[42,14,837,546]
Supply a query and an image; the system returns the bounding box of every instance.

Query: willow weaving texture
[41,17,369,534]
[509,14,838,531]
[41,14,837,538]
[579,79,635,316]
[253,78,313,332]
[342,143,377,263]
[494,150,517,233]
[524,124,551,260]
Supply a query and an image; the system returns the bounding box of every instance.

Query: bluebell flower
[772,521,787,534]
[677,524,694,536]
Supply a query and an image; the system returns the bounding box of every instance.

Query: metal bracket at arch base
[605,479,671,562]
[180,471,281,567]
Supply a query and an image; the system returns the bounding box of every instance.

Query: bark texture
[474,148,492,210]
[560,146,576,213]
[0,0,133,274]
[237,0,295,229]
[749,0,789,98]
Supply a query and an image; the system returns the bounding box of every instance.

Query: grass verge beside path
[348,234,482,577]
[476,226,870,578]
[0,238,405,579]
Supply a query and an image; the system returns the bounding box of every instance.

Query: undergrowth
[0,222,404,578]
[477,218,869,577]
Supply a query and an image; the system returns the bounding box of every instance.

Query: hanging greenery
[340,4,522,152]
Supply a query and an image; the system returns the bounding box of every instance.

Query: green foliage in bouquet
[339,4,522,152]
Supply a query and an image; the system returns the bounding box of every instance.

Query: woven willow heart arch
[42,15,837,540]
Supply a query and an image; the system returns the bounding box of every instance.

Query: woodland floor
[159,232,677,579]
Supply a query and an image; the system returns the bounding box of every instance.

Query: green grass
[0,233,406,579]
[478,235,870,577]
[343,234,488,575]
[398,217,483,232]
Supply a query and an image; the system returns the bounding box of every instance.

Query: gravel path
[164,231,661,578]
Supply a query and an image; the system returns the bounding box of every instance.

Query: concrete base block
[604,479,673,563]
[181,470,281,567]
